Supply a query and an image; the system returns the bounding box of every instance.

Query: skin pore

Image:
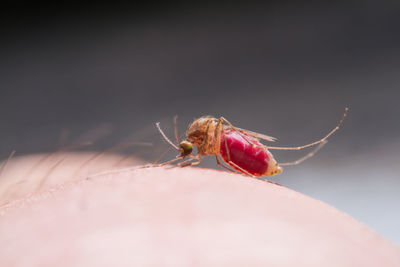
[0,153,399,266]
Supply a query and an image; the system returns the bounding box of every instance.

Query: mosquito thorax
[186,117,218,146]
[186,118,209,145]
[179,140,193,157]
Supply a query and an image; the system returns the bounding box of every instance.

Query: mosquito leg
[111,148,153,167]
[260,178,283,186]
[223,134,231,162]
[213,118,233,162]
[173,115,180,144]
[218,118,256,163]
[265,108,348,151]
[216,148,281,185]
[201,120,212,148]
[179,155,202,167]
[279,140,327,166]
[159,156,184,166]
[215,155,241,174]
[225,160,282,185]
[224,160,255,177]
[221,108,347,151]
[214,118,239,164]
[219,117,274,156]
[214,117,223,149]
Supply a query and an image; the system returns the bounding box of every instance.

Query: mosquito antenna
[265,107,348,151]
[156,122,179,150]
[279,140,327,166]
[173,115,180,144]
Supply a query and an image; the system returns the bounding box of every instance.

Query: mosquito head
[179,140,193,157]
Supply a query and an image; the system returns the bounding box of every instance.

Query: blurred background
[1,1,399,245]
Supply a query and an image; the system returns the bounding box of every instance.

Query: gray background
[1,2,400,245]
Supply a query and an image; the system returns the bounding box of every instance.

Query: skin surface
[0,153,399,266]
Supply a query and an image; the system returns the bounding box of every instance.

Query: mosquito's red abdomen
[220,130,272,176]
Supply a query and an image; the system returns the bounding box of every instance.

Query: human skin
[0,153,399,266]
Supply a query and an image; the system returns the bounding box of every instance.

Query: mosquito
[155,108,348,177]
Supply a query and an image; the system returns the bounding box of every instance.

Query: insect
[156,108,348,177]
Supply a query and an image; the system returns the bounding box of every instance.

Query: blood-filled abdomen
[219,129,274,176]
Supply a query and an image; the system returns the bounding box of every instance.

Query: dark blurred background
[1,1,399,245]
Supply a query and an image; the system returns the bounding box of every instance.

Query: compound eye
[179,140,193,157]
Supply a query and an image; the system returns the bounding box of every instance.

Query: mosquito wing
[233,127,277,142]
